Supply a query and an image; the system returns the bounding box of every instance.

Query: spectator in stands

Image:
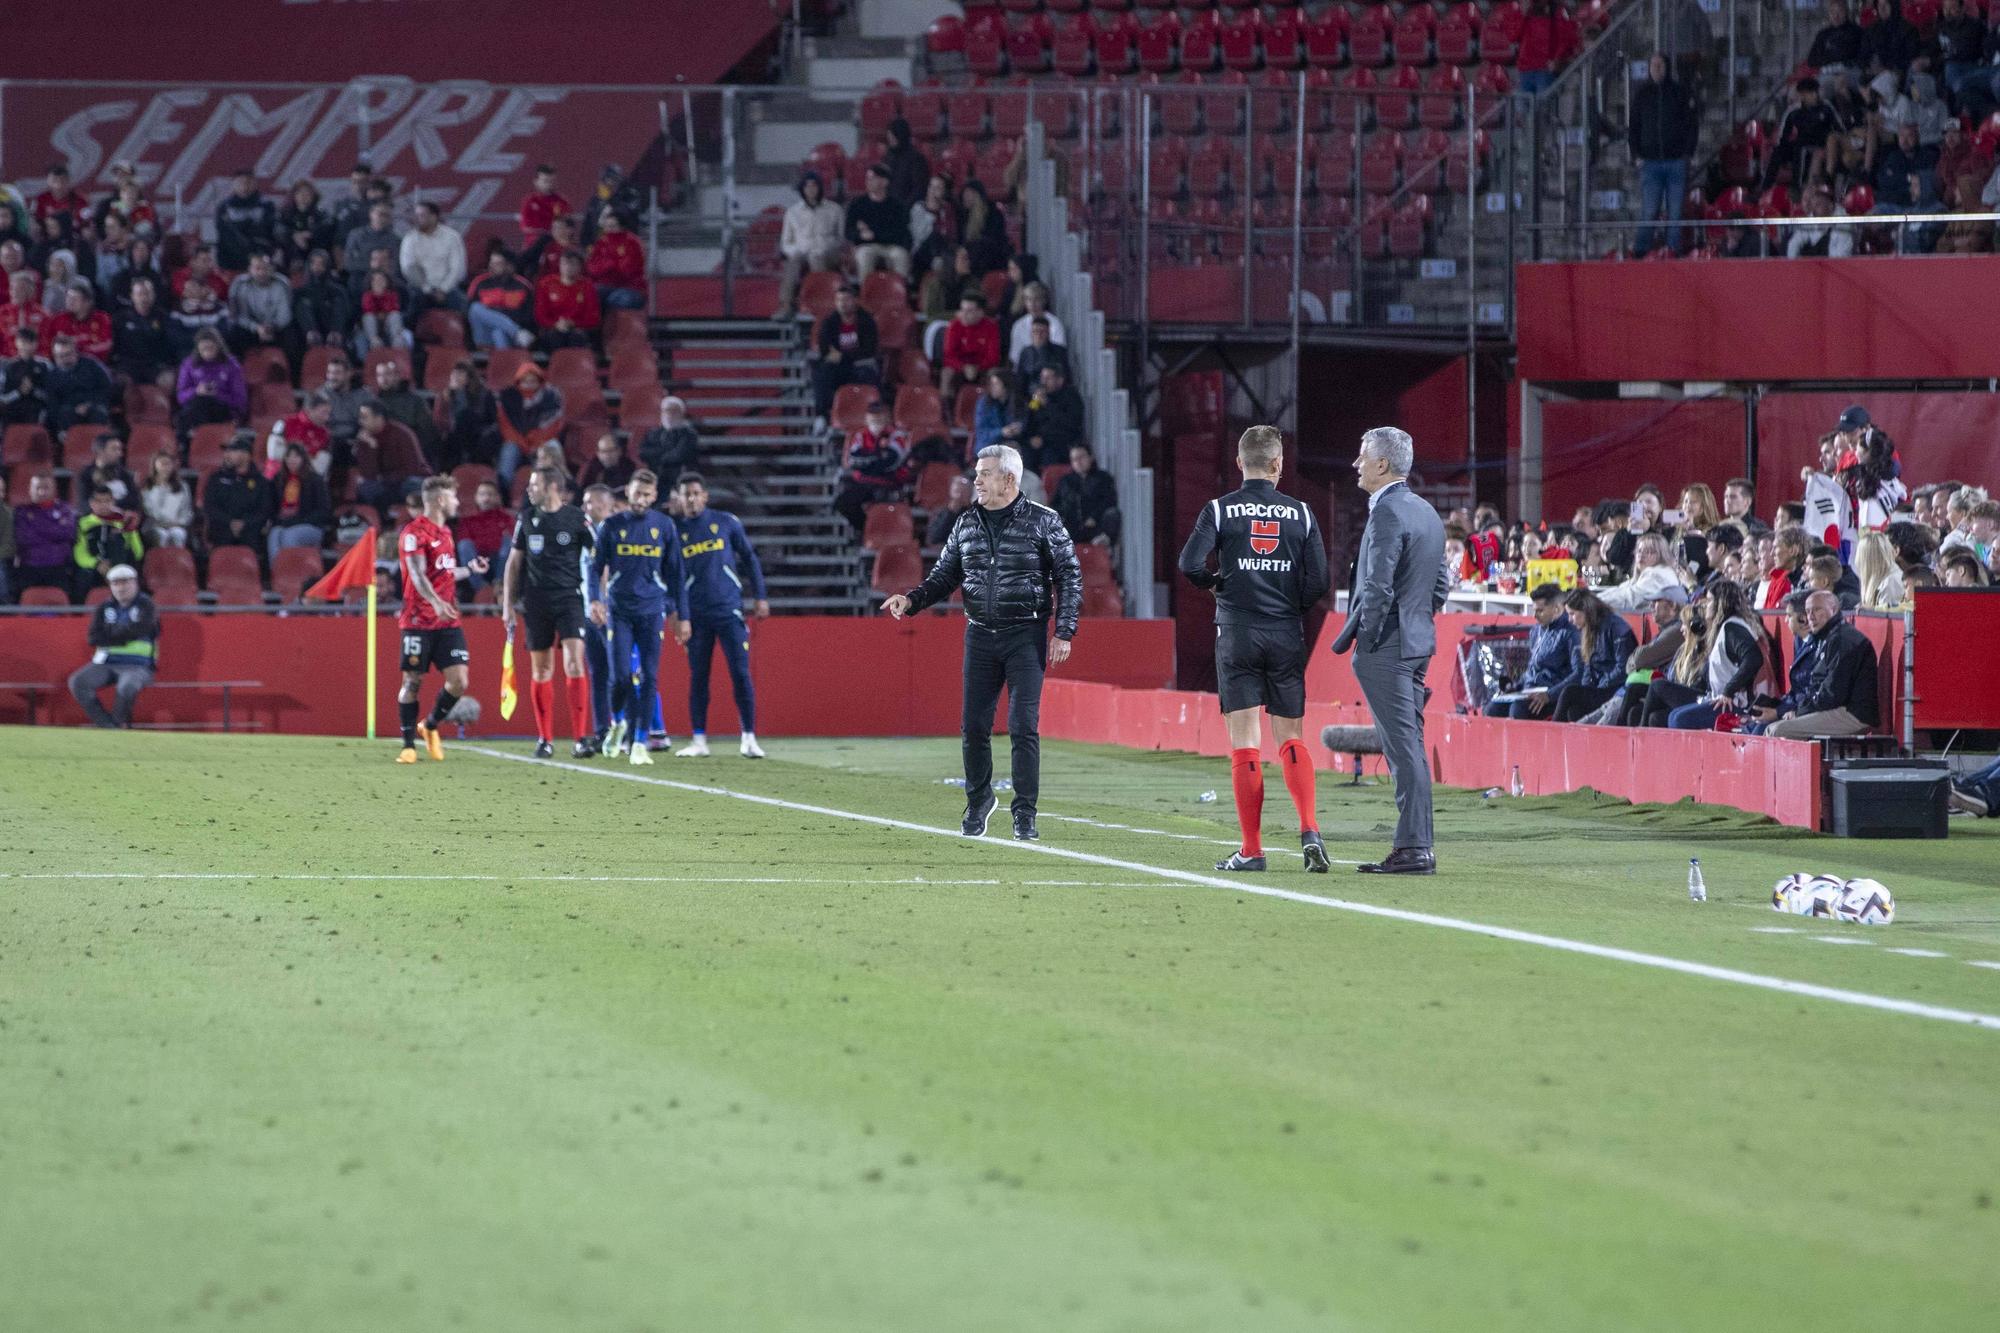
[586,208,646,311]
[140,450,192,548]
[370,359,438,464]
[1516,0,1581,97]
[1766,79,1840,190]
[1487,582,1582,718]
[39,247,81,311]
[1052,443,1120,548]
[93,214,137,299]
[534,249,600,352]
[1862,0,1920,78]
[358,269,409,354]
[939,293,1001,401]
[73,482,141,595]
[1019,362,1086,473]
[1007,283,1066,364]
[810,284,880,426]
[973,368,1017,452]
[1854,529,1907,607]
[343,200,400,287]
[111,276,174,387]
[882,119,930,209]
[926,473,974,546]
[1605,586,1693,725]
[67,564,157,727]
[775,173,846,321]
[44,333,113,436]
[1807,0,1865,80]
[169,271,228,361]
[456,478,513,583]
[640,394,700,481]
[1873,121,1942,247]
[203,432,268,555]
[313,351,365,457]
[1935,162,1994,252]
[1935,0,1989,100]
[524,212,582,282]
[578,433,636,493]
[32,165,87,232]
[1941,548,1991,584]
[1672,482,1721,570]
[834,400,909,536]
[518,165,571,243]
[496,364,565,486]
[215,170,277,272]
[399,201,466,314]
[1629,53,1701,257]
[266,442,331,562]
[13,473,76,599]
[277,181,335,271]
[1594,531,1683,610]
[466,250,535,350]
[76,431,136,508]
[0,326,49,426]
[0,472,13,603]
[1722,477,1768,536]
[227,251,302,369]
[288,249,349,353]
[333,171,387,247]
[1766,590,1878,736]
[959,181,1010,276]
[0,271,44,343]
[847,165,913,280]
[1549,588,1639,720]
[1786,180,1855,255]
[1657,580,1771,729]
[1703,521,1746,586]
[174,328,247,437]
[432,359,498,471]
[909,173,959,282]
[48,279,113,361]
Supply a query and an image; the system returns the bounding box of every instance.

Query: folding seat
[1204,72,1249,135]
[1331,66,1375,131]
[1360,131,1402,195]
[242,345,290,384]
[1251,132,1288,195]
[966,19,1009,75]
[990,87,1030,138]
[546,346,598,392]
[831,384,876,435]
[1219,11,1262,70]
[1209,200,1248,261]
[128,424,177,470]
[1092,11,1139,72]
[1472,62,1513,116]
[1405,128,1451,193]
[1479,2,1523,63]
[1304,8,1349,67]
[1347,7,1391,66]
[1436,4,1481,64]
[143,546,197,589]
[187,423,236,475]
[1302,193,1352,256]
[947,89,991,139]
[860,270,908,311]
[1252,194,1295,234]
[1158,73,1204,136]
[1136,10,1182,72]
[1180,9,1221,70]
[250,380,295,419]
[4,423,52,467]
[207,546,264,600]
[803,140,847,184]
[1298,66,1337,131]
[1375,64,1422,130]
[870,543,923,594]
[1263,8,1305,69]
[903,89,947,139]
[1040,462,1074,496]
[1006,16,1053,73]
[1313,132,1357,196]
[1052,16,1096,75]
[271,546,326,603]
[415,307,466,349]
[1358,196,1394,260]
[1250,67,1292,132]
[860,86,904,139]
[1419,63,1466,130]
[1188,139,1234,196]
[1389,196,1432,258]
[1444,129,1490,193]
[976,139,1016,188]
[483,347,533,390]
[1392,5,1438,67]
[861,503,915,554]
[1030,87,1080,138]
[1075,542,1114,589]
[125,383,171,425]
[1147,139,1189,197]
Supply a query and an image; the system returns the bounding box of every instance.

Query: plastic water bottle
[1196,790,1218,803]
[1688,858,1707,903]
[1509,765,1525,798]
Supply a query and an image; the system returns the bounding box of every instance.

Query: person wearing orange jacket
[496,363,566,489]
[466,250,535,350]
[533,250,601,352]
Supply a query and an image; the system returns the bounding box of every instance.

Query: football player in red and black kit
[397,475,489,763]
[1177,425,1332,872]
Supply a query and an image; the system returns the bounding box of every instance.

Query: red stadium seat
[1180,10,1221,70]
[207,545,263,596]
[127,424,177,471]
[483,347,532,390]
[1404,128,1451,193]
[861,503,914,552]
[830,384,876,436]
[1437,4,1482,64]
[966,21,1008,76]
[1188,139,1234,196]
[1158,74,1204,137]
[1420,63,1466,129]
[903,89,947,140]
[241,344,290,384]
[1376,64,1422,130]
[1263,9,1305,69]
[1445,129,1491,193]
[1480,2,1524,62]
[1039,461,1073,496]
[1052,15,1098,74]
[1347,8,1391,66]
[18,586,70,608]
[1331,67,1375,131]
[250,380,295,419]
[415,307,466,348]
[1082,584,1125,617]
[1136,11,1181,72]
[271,546,325,602]
[1093,12,1139,72]
[895,384,946,433]
[1219,12,1262,70]
[1313,132,1357,194]
[1007,21,1053,75]
[544,347,596,392]
[124,383,171,425]
[915,459,963,509]
[1392,5,1438,66]
[869,542,923,595]
[947,89,990,139]
[1147,140,1188,197]
[1203,73,1248,135]
[187,423,237,476]
[1360,132,1402,194]
[5,424,53,467]
[1075,541,1114,588]
[860,87,902,139]
[143,545,197,589]
[1304,9,1349,67]
[362,345,411,387]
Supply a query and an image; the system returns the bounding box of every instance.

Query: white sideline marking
[1812,935,1874,946]
[1748,926,1800,934]
[1970,961,2000,972]
[461,745,2000,1032]
[0,872,1160,889]
[1884,948,1949,959]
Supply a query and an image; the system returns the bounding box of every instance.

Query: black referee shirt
[512,503,596,596]
[1177,478,1331,625]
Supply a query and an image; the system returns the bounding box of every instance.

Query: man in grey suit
[1329,427,1450,874]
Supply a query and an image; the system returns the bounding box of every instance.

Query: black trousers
[962,620,1047,817]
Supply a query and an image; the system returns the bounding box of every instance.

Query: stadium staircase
[662,319,873,613]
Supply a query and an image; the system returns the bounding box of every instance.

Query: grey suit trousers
[1353,647,1434,851]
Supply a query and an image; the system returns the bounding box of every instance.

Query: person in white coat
[1594,531,1687,611]
[775,173,846,319]
[398,201,467,314]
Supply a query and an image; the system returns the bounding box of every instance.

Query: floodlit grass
[3,727,1997,1331]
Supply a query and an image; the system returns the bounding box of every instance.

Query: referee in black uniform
[1177,425,1332,873]
[501,464,597,758]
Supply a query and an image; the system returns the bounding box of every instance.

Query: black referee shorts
[1216,620,1307,717]
[523,592,587,651]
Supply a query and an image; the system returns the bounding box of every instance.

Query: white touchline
[461,746,2000,1033]
[1884,948,1949,958]
[0,871,1162,890]
[1970,961,2000,972]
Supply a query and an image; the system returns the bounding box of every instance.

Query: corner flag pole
[365,582,378,740]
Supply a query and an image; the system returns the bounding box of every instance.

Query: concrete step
[803,52,912,92]
[858,0,956,41]
[697,181,799,220]
[752,118,856,167]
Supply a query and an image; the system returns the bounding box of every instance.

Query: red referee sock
[565,675,591,741]
[531,679,554,743]
[1230,748,1264,857]
[1278,738,1319,834]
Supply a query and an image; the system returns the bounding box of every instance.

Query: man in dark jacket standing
[1629,54,1700,256]
[1767,590,1878,737]
[883,443,1083,842]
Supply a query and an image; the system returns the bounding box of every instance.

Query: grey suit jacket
[1329,481,1450,657]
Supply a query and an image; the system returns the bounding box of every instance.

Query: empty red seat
[947,89,989,138]
[1392,6,1438,66]
[1480,3,1523,63]
[1262,10,1304,68]
[1159,76,1204,136]
[1053,15,1098,73]
[1219,12,1262,69]
[1420,63,1466,129]
[1360,132,1401,194]
[1180,10,1220,69]
[1093,12,1139,71]
[831,383,876,435]
[1348,8,1391,66]
[1136,11,1181,71]
[1304,9,1349,67]
[242,344,290,384]
[1437,4,1482,63]
[915,459,962,509]
[861,503,914,553]
[1007,20,1053,74]
[1204,73,1248,134]
[966,20,1008,75]
[904,90,947,139]
[1445,129,1490,192]
[1030,90,1080,138]
[207,545,263,599]
[1314,132,1357,194]
[271,546,325,602]
[1389,195,1432,258]
[927,16,965,56]
[1332,66,1374,130]
[895,384,946,433]
[1188,140,1234,196]
[1404,128,1452,192]
[1147,140,1188,197]
[1376,64,1421,129]
[871,542,923,595]
[143,545,197,588]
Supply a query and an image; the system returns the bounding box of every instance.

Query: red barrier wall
[1517,258,2000,383]
[1755,391,2000,494]
[1040,680,1825,828]
[1539,398,1745,521]
[0,615,1175,736]
[1911,589,2000,729]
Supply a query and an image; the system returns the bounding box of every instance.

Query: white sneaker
[677,737,710,758]
[605,719,629,757]
[629,745,654,766]
[739,733,766,758]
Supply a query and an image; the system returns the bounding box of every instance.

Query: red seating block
[1348,8,1391,66]
[1392,6,1438,67]
[1480,2,1523,63]
[1437,4,1482,64]
[1420,63,1466,129]
[1376,64,1421,129]
[1136,11,1181,72]
[1093,12,1139,72]
[1304,9,1349,67]
[1219,12,1262,70]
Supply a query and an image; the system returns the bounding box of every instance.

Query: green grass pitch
[3,726,1998,1331]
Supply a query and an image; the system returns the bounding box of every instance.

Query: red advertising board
[1911,589,2000,730]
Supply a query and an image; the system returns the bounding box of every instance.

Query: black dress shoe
[962,791,998,837]
[1012,811,1039,841]
[1357,847,1435,875]
[1215,851,1267,872]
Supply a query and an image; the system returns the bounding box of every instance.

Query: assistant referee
[501,464,597,759]
[1177,425,1331,872]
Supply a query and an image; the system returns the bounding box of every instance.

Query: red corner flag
[305,528,379,601]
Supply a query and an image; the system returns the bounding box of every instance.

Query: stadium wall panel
[0,615,1174,736]
[1536,399,1745,523]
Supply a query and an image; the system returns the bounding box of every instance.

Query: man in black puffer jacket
[883,442,1083,842]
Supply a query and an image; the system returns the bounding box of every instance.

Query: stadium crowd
[0,160,680,605]
[1460,405,1996,748]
